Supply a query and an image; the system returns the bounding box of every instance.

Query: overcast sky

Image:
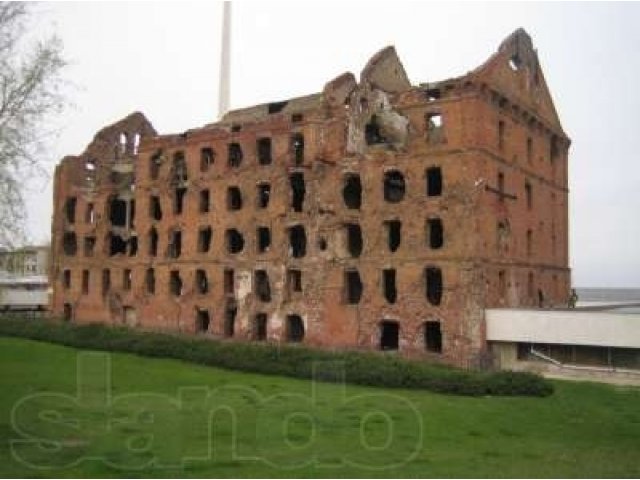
[24,1,640,288]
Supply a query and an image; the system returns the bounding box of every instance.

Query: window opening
[174,188,187,214]
[195,269,209,294]
[343,174,362,209]
[168,230,182,258]
[84,236,96,257]
[63,232,77,256]
[286,314,305,342]
[257,183,271,209]
[257,137,272,165]
[383,170,405,203]
[427,218,444,249]
[145,268,155,294]
[225,229,244,254]
[291,133,304,165]
[227,186,243,210]
[287,269,302,293]
[198,226,212,253]
[253,313,267,340]
[224,301,237,337]
[82,270,89,294]
[257,226,271,253]
[149,228,158,257]
[170,270,183,296]
[424,321,442,353]
[289,225,306,258]
[228,142,243,167]
[383,269,397,304]
[64,197,76,224]
[199,189,210,213]
[385,220,401,252]
[150,195,162,220]
[200,147,215,172]
[426,167,442,197]
[123,269,132,290]
[196,309,210,333]
[344,270,363,304]
[289,173,305,212]
[346,223,363,257]
[380,321,399,350]
[254,270,271,302]
[425,267,443,305]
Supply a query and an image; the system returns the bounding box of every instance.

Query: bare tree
[0,2,66,248]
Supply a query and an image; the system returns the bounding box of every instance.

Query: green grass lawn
[1,336,639,478]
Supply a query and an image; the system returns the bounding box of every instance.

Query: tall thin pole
[218,1,231,119]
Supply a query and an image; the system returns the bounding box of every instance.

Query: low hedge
[0,315,553,397]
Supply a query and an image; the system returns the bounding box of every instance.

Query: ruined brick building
[50,29,570,367]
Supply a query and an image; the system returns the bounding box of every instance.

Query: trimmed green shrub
[0,315,553,397]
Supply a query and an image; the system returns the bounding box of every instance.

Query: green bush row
[0,315,553,397]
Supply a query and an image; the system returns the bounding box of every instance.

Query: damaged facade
[50,29,570,368]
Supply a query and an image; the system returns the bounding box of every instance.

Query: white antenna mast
[218,1,231,119]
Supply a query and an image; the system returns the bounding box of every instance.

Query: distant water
[576,288,640,302]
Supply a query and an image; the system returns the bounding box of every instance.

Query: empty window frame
[383,170,405,203]
[289,173,305,212]
[425,267,443,306]
[384,220,401,252]
[168,230,182,258]
[291,133,304,165]
[195,309,210,333]
[343,174,362,209]
[145,268,155,294]
[83,236,96,257]
[254,270,271,302]
[286,314,305,342]
[287,269,302,293]
[383,269,397,304]
[288,225,307,258]
[257,183,271,209]
[526,229,533,257]
[122,269,132,291]
[85,202,95,224]
[82,270,89,294]
[426,167,443,197]
[526,137,533,163]
[63,303,73,322]
[63,269,71,289]
[107,233,126,256]
[198,226,212,253]
[64,197,76,224]
[128,236,138,257]
[427,218,444,249]
[102,269,111,295]
[148,227,158,257]
[425,113,443,144]
[345,223,363,257]
[257,226,271,253]
[63,232,77,256]
[257,137,272,165]
[170,270,183,296]
[225,229,245,254]
[380,321,399,350]
[424,321,443,353]
[109,197,127,227]
[365,114,386,145]
[499,270,507,298]
[195,269,209,294]
[174,188,187,214]
[253,313,268,341]
[172,151,188,183]
[228,142,243,167]
[200,147,215,172]
[199,189,210,213]
[525,182,532,210]
[224,269,234,295]
[150,150,162,180]
[344,270,363,305]
[149,195,162,220]
[224,301,237,337]
[227,186,243,210]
